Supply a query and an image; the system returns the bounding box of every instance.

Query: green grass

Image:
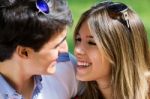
[67,0,150,53]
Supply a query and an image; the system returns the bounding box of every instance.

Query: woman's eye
[88,41,96,45]
[75,38,81,42]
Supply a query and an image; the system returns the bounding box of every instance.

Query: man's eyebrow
[54,36,66,48]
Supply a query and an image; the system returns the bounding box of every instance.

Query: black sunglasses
[106,2,130,29]
[36,0,49,14]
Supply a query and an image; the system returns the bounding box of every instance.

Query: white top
[39,61,78,99]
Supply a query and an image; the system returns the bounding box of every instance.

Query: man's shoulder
[40,53,78,99]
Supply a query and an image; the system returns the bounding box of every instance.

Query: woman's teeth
[77,61,91,67]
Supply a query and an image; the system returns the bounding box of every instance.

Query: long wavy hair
[74,2,150,99]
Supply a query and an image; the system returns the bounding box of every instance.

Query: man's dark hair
[0,0,72,61]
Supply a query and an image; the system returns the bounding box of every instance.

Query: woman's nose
[74,44,85,56]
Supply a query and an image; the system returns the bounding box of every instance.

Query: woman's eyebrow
[54,36,66,48]
[86,35,93,38]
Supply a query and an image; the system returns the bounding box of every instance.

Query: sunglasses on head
[36,0,49,14]
[106,2,130,29]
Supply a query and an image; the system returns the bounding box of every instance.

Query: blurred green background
[67,0,150,53]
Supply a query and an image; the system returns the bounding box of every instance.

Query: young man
[0,0,77,98]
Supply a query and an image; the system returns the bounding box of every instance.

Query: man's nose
[58,40,68,53]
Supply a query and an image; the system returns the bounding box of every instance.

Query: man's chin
[47,64,56,74]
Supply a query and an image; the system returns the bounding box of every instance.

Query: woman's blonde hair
[74,2,150,99]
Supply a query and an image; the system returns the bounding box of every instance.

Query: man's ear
[16,45,32,58]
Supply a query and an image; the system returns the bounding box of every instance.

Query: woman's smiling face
[74,21,111,82]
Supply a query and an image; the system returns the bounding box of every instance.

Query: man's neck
[0,60,35,98]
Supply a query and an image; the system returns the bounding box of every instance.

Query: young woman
[74,1,150,99]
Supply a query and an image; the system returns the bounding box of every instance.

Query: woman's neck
[96,79,113,99]
[99,85,112,99]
